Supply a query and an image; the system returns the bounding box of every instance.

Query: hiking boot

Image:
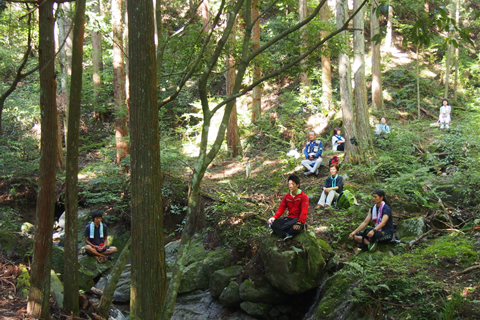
[445,124,450,129]
[440,124,445,129]
[283,233,293,241]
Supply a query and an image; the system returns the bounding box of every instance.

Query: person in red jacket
[267,175,309,240]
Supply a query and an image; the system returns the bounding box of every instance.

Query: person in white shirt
[331,127,345,151]
[438,99,451,129]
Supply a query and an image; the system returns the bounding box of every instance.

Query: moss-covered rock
[239,279,287,304]
[178,261,202,293]
[51,245,64,274]
[259,230,328,294]
[209,265,243,298]
[50,270,63,308]
[77,255,113,291]
[219,281,241,307]
[0,230,33,262]
[305,274,359,320]
[395,216,425,242]
[240,301,272,318]
[197,247,230,289]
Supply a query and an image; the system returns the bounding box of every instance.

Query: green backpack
[336,189,357,209]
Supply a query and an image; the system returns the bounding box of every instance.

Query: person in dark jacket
[349,190,395,250]
[316,164,343,209]
[268,175,309,240]
[301,131,323,176]
[84,211,117,262]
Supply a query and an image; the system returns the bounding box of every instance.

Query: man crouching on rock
[85,211,117,263]
[267,175,308,240]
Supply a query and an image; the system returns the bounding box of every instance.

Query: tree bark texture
[299,0,310,86]
[319,2,332,109]
[336,0,358,161]
[444,42,451,99]
[226,21,242,157]
[127,1,167,319]
[64,0,86,315]
[453,0,459,102]
[27,1,58,318]
[202,0,211,33]
[371,0,382,109]
[112,0,129,163]
[353,0,371,151]
[91,0,103,103]
[251,0,261,123]
[416,44,421,119]
[98,237,132,318]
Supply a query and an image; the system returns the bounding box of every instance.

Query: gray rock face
[259,231,328,294]
[239,279,287,304]
[209,265,244,298]
[395,217,425,242]
[94,265,131,303]
[172,290,256,320]
[78,256,113,291]
[219,281,241,307]
[240,301,272,318]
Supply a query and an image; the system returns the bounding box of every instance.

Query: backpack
[329,156,340,167]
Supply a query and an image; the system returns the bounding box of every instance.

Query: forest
[0,0,479,319]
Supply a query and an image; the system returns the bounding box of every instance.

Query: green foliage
[16,264,30,297]
[0,207,22,232]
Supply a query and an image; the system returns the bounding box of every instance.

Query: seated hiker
[375,117,391,139]
[85,211,117,262]
[349,190,395,250]
[331,127,346,151]
[301,131,323,176]
[438,98,451,129]
[316,164,343,209]
[267,175,308,240]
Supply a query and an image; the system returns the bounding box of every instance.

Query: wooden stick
[448,265,480,279]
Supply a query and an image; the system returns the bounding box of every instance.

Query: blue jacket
[304,140,323,159]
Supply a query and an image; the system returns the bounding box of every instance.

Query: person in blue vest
[301,131,323,176]
[316,164,343,209]
[84,211,117,262]
[349,190,395,250]
[331,127,346,151]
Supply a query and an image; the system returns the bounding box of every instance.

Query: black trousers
[337,144,345,151]
[356,227,394,244]
[271,217,302,238]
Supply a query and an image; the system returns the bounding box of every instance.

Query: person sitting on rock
[349,190,395,251]
[84,211,117,262]
[375,117,391,139]
[438,98,451,129]
[301,131,323,176]
[268,175,308,240]
[331,127,346,151]
[316,164,343,210]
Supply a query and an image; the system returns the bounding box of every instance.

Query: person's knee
[110,246,118,253]
[85,245,94,252]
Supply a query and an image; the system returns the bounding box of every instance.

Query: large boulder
[0,230,33,262]
[51,246,64,274]
[78,256,113,291]
[240,301,272,318]
[239,279,287,304]
[209,265,243,298]
[172,290,255,320]
[95,265,131,303]
[259,230,328,294]
[219,281,241,307]
[395,217,425,242]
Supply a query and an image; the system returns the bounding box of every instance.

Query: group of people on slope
[267,173,394,250]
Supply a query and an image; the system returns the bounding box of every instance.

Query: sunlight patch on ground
[307,112,335,135]
[420,70,437,78]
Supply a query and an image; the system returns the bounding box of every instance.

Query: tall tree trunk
[416,43,420,119]
[127,1,166,319]
[353,0,371,151]
[444,43,451,99]
[453,0,459,102]
[251,0,261,123]
[299,0,310,86]
[226,21,242,157]
[201,0,211,33]
[112,0,129,163]
[64,0,86,315]
[124,0,130,113]
[98,237,132,318]
[337,0,358,161]
[371,0,383,109]
[91,0,103,104]
[384,0,393,52]
[320,2,332,109]
[27,1,57,318]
